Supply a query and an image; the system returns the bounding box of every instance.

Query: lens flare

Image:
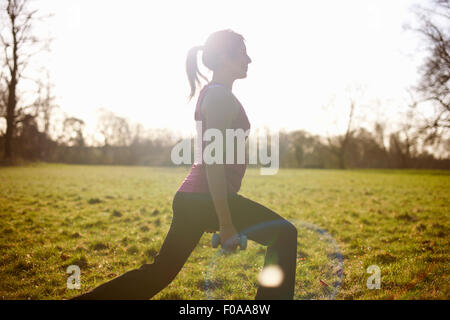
[258,265,284,288]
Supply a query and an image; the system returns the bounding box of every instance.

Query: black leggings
[72,191,298,300]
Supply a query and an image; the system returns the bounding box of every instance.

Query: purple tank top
[177,83,251,194]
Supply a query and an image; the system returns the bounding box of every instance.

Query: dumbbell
[211,233,247,250]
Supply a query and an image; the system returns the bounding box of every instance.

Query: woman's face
[225,41,252,79]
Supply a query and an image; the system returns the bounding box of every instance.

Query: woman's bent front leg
[228,194,298,300]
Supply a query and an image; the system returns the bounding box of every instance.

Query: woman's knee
[279,220,297,241]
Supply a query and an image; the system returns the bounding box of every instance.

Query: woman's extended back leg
[71,193,204,300]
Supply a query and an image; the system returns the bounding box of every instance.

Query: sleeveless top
[177,82,251,194]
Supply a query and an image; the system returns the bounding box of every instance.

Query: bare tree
[96,108,132,147]
[130,122,144,146]
[0,75,6,135]
[373,122,386,152]
[327,99,355,169]
[389,110,420,168]
[291,130,322,167]
[59,116,85,147]
[32,70,58,137]
[412,0,450,144]
[0,0,51,162]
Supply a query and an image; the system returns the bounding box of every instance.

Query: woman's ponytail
[186,30,244,100]
[186,45,208,101]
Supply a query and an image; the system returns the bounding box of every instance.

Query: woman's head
[186,29,252,100]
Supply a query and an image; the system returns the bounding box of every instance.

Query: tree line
[1,109,449,169]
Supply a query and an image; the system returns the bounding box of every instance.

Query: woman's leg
[181,192,298,300]
[71,192,204,300]
[226,193,298,300]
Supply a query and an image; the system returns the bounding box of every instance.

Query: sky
[6,0,432,143]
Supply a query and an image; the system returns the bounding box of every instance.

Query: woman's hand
[219,223,239,252]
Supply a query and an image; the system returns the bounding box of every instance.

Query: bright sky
[19,0,430,142]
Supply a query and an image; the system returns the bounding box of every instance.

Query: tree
[0,0,51,162]
[373,122,386,153]
[291,130,319,167]
[59,116,85,147]
[412,0,450,144]
[0,77,6,136]
[32,70,58,137]
[96,108,131,147]
[326,99,355,169]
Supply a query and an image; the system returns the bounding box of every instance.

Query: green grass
[0,163,448,299]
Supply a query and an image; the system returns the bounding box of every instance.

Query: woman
[72,29,297,300]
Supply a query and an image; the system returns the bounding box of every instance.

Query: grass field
[0,163,448,300]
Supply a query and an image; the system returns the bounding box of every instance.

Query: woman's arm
[202,87,239,249]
